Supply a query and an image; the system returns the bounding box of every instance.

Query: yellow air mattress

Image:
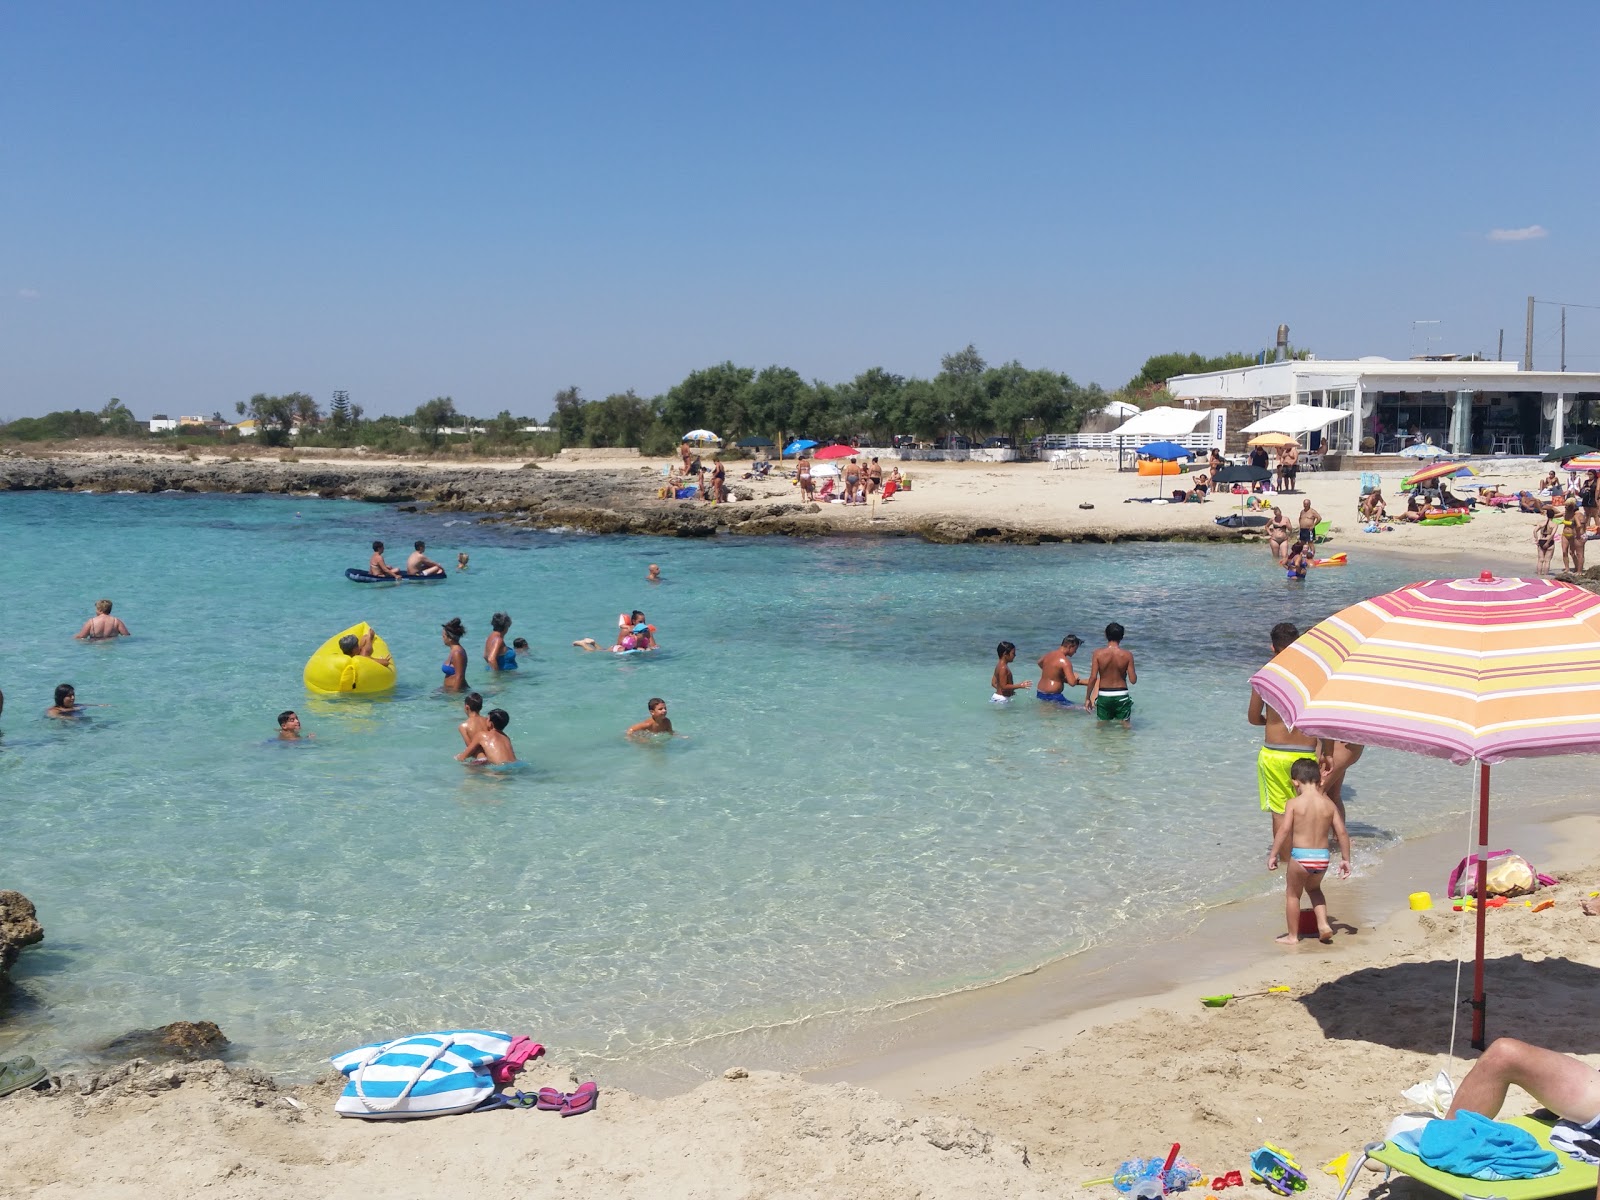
[304,622,397,694]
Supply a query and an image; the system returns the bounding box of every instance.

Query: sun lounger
[1335,1114,1597,1200]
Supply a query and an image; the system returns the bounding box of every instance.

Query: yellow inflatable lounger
[304,622,397,694]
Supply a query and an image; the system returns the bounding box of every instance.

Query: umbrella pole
[1471,760,1490,1050]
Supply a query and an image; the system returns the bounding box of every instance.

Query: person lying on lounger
[1447,1038,1600,1129]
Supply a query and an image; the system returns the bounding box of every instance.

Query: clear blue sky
[4,1,1599,421]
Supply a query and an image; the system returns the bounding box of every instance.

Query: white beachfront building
[1165,358,1600,459]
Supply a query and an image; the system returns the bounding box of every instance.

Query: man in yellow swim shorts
[1247,622,1318,839]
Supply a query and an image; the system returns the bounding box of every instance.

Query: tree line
[0,347,1277,452]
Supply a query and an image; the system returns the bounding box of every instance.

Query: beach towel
[1550,1117,1600,1164]
[331,1030,513,1120]
[1398,1112,1560,1180]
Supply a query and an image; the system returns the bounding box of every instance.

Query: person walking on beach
[1534,507,1558,575]
[368,541,403,581]
[440,618,468,691]
[407,540,446,577]
[626,697,675,737]
[457,708,516,764]
[1035,635,1084,706]
[1086,623,1135,727]
[1267,757,1350,944]
[1249,621,1319,841]
[74,598,130,640]
[1296,498,1321,547]
[990,642,1032,703]
[797,457,814,501]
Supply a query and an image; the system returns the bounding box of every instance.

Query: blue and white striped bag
[330,1029,513,1119]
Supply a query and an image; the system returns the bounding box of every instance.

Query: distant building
[176,415,206,428]
[233,419,259,437]
[149,414,178,432]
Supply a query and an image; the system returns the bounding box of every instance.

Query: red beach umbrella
[1250,572,1600,1050]
[814,444,859,460]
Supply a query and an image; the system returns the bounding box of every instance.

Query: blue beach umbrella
[1136,441,1194,460]
[782,439,818,458]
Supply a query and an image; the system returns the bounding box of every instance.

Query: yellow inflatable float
[304,622,397,694]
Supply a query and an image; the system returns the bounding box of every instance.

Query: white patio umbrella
[1399,442,1449,459]
[1240,404,1354,436]
[682,429,721,444]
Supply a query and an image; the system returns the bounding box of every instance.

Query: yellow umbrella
[1247,432,1297,448]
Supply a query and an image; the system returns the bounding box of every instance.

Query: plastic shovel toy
[1200,986,1289,1008]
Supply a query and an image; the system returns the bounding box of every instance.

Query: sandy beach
[3,445,1596,1198]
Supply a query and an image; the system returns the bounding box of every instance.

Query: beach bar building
[1166,358,1600,462]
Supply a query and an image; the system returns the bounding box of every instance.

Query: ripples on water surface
[0,490,1565,1079]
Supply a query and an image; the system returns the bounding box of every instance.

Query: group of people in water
[988,624,1136,726]
[1261,498,1324,578]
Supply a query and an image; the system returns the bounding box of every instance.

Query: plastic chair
[1333,1114,1596,1200]
[1313,520,1332,543]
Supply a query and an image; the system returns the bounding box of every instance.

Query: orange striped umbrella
[1251,571,1600,1048]
[1561,453,1600,471]
[1401,460,1470,488]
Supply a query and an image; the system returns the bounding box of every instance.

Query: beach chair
[1334,1114,1597,1200]
[1313,520,1332,543]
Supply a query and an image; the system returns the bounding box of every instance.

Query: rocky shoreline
[0,451,1250,545]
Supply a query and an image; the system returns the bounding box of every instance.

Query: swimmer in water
[440,618,468,691]
[276,710,310,740]
[74,598,130,640]
[458,692,488,749]
[338,629,392,667]
[626,697,674,737]
[647,563,662,583]
[407,540,446,578]
[46,683,89,719]
[457,552,469,572]
[456,708,516,764]
[368,540,404,581]
[989,641,1032,703]
[484,612,516,671]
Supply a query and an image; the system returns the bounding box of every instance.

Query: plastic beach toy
[1200,986,1288,1008]
[1408,891,1432,911]
[303,622,397,694]
[1250,1144,1308,1196]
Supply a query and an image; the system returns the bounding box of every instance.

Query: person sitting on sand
[1541,470,1561,494]
[276,710,310,740]
[407,540,446,577]
[626,697,675,737]
[1447,1038,1600,1128]
[1190,472,1210,501]
[337,629,392,667]
[1399,491,1427,522]
[456,708,516,764]
[1358,490,1387,521]
[1265,506,1293,563]
[368,541,403,581]
[74,598,130,640]
[989,641,1032,703]
[1268,757,1350,944]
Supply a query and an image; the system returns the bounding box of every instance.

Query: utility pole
[1524,296,1535,370]
[1561,307,1566,372]
[1497,329,1504,361]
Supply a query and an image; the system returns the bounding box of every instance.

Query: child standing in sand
[1268,757,1350,944]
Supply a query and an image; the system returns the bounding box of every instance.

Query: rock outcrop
[100,1021,230,1062]
[0,890,43,986]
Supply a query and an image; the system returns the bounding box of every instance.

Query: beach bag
[1447,850,1555,900]
[331,1029,512,1119]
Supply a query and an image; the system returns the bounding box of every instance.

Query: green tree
[486,409,522,444]
[551,386,586,447]
[291,392,321,431]
[746,366,811,441]
[662,362,755,439]
[412,396,458,449]
[936,344,990,441]
[330,390,351,428]
[239,393,298,445]
[585,390,656,447]
[98,398,137,436]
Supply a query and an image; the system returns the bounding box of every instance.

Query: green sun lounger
[1335,1115,1597,1200]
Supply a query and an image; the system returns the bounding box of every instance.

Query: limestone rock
[0,890,44,983]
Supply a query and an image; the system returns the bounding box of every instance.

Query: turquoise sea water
[0,490,1572,1081]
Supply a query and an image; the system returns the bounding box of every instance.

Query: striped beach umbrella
[1401,460,1469,488]
[1559,453,1600,471]
[1250,572,1600,1049]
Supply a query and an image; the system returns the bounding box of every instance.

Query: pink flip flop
[560,1081,598,1117]
[533,1086,567,1111]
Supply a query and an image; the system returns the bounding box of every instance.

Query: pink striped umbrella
[1250,572,1600,1048]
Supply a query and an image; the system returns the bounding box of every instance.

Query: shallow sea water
[0,490,1569,1080]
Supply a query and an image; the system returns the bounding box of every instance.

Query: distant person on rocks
[457,708,516,764]
[1035,635,1084,706]
[368,541,403,581]
[711,457,727,503]
[626,697,675,737]
[989,642,1032,703]
[276,710,309,740]
[75,598,130,640]
[1086,623,1135,727]
[407,540,446,577]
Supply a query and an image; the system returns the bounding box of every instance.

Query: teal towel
[1416,1112,1560,1180]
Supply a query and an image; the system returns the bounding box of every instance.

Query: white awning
[1110,405,1213,438]
[1240,404,1355,436]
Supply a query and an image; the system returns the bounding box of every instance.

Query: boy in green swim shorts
[1248,621,1319,839]
[1086,622,1136,727]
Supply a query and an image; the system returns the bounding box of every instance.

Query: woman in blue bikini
[440,618,468,692]
[484,613,517,671]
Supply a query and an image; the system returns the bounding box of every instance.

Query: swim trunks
[497,652,518,671]
[1298,528,1314,544]
[1290,847,1331,873]
[1036,690,1075,706]
[1094,689,1132,722]
[1257,744,1317,813]
[990,693,1010,704]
